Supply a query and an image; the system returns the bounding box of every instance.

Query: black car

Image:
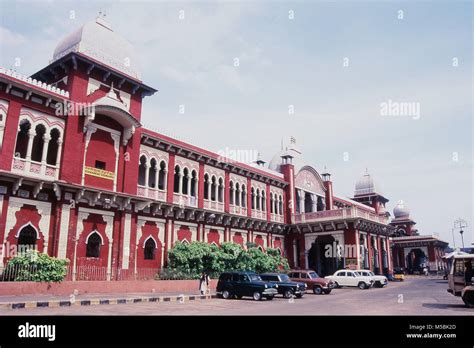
[216,271,278,301]
[260,273,307,298]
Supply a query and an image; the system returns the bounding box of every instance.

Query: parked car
[325,270,374,289]
[260,273,307,298]
[216,271,278,301]
[355,270,388,288]
[393,267,405,281]
[447,254,474,307]
[287,270,335,294]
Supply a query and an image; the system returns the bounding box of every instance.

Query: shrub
[167,241,289,278]
[4,250,69,282]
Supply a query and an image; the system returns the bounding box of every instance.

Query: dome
[268,137,306,173]
[354,172,383,196]
[52,17,141,80]
[393,200,410,218]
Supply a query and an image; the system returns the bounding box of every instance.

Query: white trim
[143,235,158,248]
[57,203,71,259]
[122,213,132,269]
[15,222,40,239]
[85,230,104,245]
[78,206,115,217]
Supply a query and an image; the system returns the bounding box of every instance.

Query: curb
[0,294,217,310]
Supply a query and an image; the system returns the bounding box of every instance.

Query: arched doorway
[17,225,37,252]
[308,235,338,277]
[405,248,427,274]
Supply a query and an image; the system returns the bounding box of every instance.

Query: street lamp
[460,229,465,249]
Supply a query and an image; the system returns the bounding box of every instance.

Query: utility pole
[454,218,468,250]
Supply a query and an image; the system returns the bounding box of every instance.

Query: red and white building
[0,17,443,280]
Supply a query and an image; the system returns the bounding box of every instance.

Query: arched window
[256,189,261,210]
[31,124,46,162]
[17,224,37,252]
[204,174,210,199]
[14,119,31,159]
[190,170,197,197]
[86,232,102,258]
[148,158,157,188]
[278,195,283,215]
[261,191,266,212]
[144,237,156,260]
[158,161,167,190]
[211,176,217,201]
[235,183,240,206]
[270,193,274,213]
[182,168,189,195]
[229,181,234,205]
[138,155,147,186]
[251,188,255,209]
[173,165,181,193]
[218,177,224,203]
[46,128,60,165]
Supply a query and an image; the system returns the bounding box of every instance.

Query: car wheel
[358,282,366,290]
[284,289,294,298]
[323,289,332,295]
[334,282,341,288]
[313,286,323,295]
[253,292,262,301]
[462,292,474,308]
[222,290,232,299]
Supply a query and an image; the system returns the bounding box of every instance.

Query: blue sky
[0,0,472,247]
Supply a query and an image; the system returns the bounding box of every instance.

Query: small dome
[393,200,410,218]
[52,17,141,80]
[354,172,382,196]
[268,137,306,173]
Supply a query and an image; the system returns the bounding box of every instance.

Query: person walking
[199,271,210,295]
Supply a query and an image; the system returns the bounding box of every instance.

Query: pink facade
[0,17,428,280]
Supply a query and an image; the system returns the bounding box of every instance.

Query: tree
[166,241,289,278]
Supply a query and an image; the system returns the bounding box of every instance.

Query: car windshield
[250,274,262,281]
[309,272,319,279]
[279,274,290,282]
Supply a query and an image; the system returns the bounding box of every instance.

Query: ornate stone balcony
[12,157,59,180]
[295,207,388,225]
[137,185,166,202]
[203,199,224,212]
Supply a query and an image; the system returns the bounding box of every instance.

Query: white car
[355,270,388,288]
[325,270,374,289]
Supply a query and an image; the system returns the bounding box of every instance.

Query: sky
[0,0,472,247]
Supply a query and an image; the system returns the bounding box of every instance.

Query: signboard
[84,166,115,181]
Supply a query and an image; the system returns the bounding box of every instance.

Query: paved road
[2,277,473,315]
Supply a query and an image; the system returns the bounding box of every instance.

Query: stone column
[311,194,317,213]
[298,189,305,214]
[40,134,51,176]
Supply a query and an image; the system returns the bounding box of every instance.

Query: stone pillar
[311,194,317,213]
[298,189,305,214]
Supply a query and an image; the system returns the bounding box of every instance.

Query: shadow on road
[422,303,467,310]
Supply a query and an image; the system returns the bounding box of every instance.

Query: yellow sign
[84,166,115,181]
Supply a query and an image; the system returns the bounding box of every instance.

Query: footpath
[0,291,216,310]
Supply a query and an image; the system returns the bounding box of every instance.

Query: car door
[347,271,358,286]
[334,271,345,286]
[239,273,253,296]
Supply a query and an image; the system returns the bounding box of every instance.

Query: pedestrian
[465,261,472,285]
[199,271,210,295]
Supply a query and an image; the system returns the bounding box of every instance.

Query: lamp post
[460,229,465,249]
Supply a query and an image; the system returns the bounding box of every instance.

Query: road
[2,277,472,315]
